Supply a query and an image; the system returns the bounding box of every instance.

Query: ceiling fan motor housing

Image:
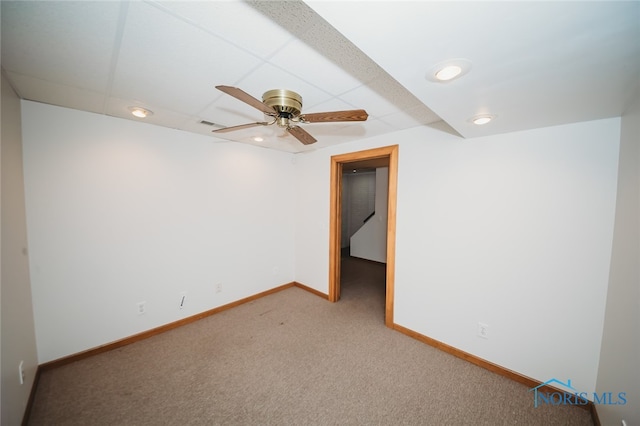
[262,89,303,120]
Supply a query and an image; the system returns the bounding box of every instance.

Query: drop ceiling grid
[178,0,440,144]
[198,94,265,130]
[152,0,294,59]
[1,0,446,152]
[1,1,120,94]
[266,38,367,99]
[130,0,374,133]
[229,63,334,108]
[304,97,368,117]
[110,1,266,116]
[246,0,440,128]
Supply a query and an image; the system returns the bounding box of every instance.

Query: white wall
[17,97,628,408]
[1,74,39,424]
[596,90,639,425]
[294,118,620,395]
[341,171,376,248]
[21,101,296,363]
[350,167,388,263]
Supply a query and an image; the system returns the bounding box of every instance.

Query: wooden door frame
[329,145,398,328]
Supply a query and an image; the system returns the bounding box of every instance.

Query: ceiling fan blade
[212,122,270,133]
[215,85,276,115]
[287,125,317,145]
[299,109,368,123]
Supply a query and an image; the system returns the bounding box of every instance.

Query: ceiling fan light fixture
[276,116,290,128]
[427,59,472,83]
[129,106,153,118]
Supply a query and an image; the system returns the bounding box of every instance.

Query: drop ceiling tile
[200,62,334,122]
[153,1,295,58]
[200,94,269,129]
[236,62,334,107]
[111,1,263,115]
[1,1,120,92]
[302,122,368,139]
[268,39,365,96]
[302,97,369,118]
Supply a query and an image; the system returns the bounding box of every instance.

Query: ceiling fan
[212,85,368,145]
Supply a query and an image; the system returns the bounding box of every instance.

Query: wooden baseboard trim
[39,282,296,372]
[26,284,599,425]
[21,365,42,426]
[293,281,329,300]
[392,323,596,417]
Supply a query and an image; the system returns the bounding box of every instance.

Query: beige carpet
[28,257,593,425]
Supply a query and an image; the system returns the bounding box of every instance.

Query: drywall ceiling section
[308,1,640,139]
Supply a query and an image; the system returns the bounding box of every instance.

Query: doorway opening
[329,145,398,328]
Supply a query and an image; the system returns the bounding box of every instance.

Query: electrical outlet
[179,292,186,309]
[478,322,489,339]
[19,361,25,385]
[137,301,146,315]
[215,283,222,294]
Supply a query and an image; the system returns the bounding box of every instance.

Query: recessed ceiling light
[129,106,153,118]
[253,136,264,142]
[435,65,462,81]
[426,58,472,83]
[471,114,495,125]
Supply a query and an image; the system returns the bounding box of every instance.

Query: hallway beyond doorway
[340,254,386,321]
